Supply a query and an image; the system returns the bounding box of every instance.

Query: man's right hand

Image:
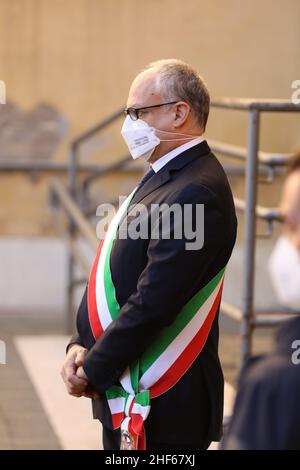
[61,345,89,397]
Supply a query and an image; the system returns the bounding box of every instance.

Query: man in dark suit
[61,59,237,450]
[222,316,300,450]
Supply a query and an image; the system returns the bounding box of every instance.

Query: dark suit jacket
[223,317,300,450]
[68,140,237,446]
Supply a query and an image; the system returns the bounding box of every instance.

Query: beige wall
[0,0,299,234]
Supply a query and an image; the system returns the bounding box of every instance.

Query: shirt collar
[150,137,204,173]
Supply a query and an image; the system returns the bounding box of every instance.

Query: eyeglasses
[124,101,179,121]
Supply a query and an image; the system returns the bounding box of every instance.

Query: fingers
[75,349,87,368]
[61,350,88,397]
[68,373,88,388]
[62,374,87,396]
[82,385,100,400]
[61,345,98,399]
[76,366,88,381]
[64,356,77,379]
[82,391,100,400]
[61,354,77,383]
[72,392,85,398]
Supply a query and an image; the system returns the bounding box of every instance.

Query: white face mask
[268,235,300,310]
[121,116,160,161]
[121,115,201,161]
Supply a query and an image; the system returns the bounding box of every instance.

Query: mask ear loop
[152,127,202,141]
[154,127,201,137]
[159,137,198,142]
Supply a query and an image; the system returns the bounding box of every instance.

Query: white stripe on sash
[95,212,120,329]
[120,367,135,396]
[95,189,136,330]
[125,394,134,416]
[132,403,151,420]
[107,396,126,414]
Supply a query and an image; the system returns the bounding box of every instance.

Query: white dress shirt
[150,137,203,173]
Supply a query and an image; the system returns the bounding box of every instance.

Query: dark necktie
[135,167,155,193]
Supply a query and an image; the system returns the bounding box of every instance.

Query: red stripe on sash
[111,411,125,429]
[87,240,104,340]
[128,399,144,450]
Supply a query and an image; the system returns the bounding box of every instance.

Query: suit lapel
[130,140,210,206]
[122,140,210,221]
[119,140,210,226]
[130,168,171,206]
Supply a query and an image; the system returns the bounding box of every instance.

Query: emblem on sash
[120,429,135,450]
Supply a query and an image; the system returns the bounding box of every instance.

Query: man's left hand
[76,366,100,400]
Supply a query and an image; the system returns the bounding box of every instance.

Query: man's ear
[173,101,191,128]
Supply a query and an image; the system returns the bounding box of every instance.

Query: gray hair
[145,59,210,131]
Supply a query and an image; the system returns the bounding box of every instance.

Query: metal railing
[68,108,124,199]
[47,98,300,369]
[210,98,300,369]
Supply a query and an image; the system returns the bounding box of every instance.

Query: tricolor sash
[87,188,225,450]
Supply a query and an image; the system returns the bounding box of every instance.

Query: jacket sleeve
[66,335,84,354]
[83,184,225,393]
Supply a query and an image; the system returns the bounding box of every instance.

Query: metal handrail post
[67,146,78,333]
[240,109,260,369]
[66,252,75,334]
[68,145,78,198]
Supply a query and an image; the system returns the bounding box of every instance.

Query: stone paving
[0,312,62,449]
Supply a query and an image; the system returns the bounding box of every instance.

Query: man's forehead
[127,69,159,107]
